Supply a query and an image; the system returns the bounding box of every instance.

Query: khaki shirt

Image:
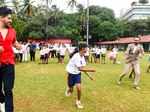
[125,44,144,63]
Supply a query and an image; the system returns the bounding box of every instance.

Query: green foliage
[139,0,149,4]
[10,2,150,43]
[29,31,44,39]
[89,6,115,22]
[12,15,27,40]
[0,0,5,7]
[97,21,118,40]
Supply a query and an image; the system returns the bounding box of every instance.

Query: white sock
[0,103,5,112]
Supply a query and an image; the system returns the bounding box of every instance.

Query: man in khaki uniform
[118,37,144,90]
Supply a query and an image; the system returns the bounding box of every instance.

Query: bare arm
[78,66,96,72]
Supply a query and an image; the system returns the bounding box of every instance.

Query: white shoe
[65,88,71,97]
[117,80,121,85]
[0,103,5,112]
[133,86,141,90]
[76,100,84,109]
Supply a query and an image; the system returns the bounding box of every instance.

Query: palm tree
[68,0,78,9]
[12,0,20,14]
[21,0,35,17]
[45,0,52,9]
[68,0,90,45]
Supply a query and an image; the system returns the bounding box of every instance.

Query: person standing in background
[22,42,29,62]
[29,41,36,61]
[101,47,107,64]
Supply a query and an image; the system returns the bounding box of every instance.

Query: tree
[77,4,84,13]
[129,20,148,36]
[0,0,5,7]
[21,0,35,17]
[139,0,149,4]
[68,0,78,9]
[12,0,20,14]
[89,5,115,22]
[12,15,27,40]
[45,0,52,9]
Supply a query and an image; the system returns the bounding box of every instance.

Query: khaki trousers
[122,61,141,86]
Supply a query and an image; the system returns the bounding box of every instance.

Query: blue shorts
[67,73,81,87]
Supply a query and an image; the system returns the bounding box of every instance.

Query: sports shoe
[133,86,141,90]
[117,80,121,85]
[0,103,5,112]
[65,88,71,97]
[76,100,84,109]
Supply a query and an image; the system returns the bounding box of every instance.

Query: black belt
[0,63,11,67]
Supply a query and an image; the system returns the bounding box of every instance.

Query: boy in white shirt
[90,47,96,63]
[22,42,29,62]
[101,47,107,64]
[56,45,61,63]
[84,47,90,63]
[59,45,66,63]
[13,47,19,62]
[40,47,45,64]
[65,43,96,109]
[44,44,50,64]
[95,47,101,63]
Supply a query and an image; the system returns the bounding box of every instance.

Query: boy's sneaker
[0,103,5,112]
[76,100,84,109]
[117,80,121,85]
[65,88,71,97]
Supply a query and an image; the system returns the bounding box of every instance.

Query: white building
[121,2,150,21]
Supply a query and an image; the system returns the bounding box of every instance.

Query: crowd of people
[12,41,120,66]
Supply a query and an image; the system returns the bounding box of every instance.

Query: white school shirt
[101,48,106,54]
[19,45,24,54]
[60,47,66,56]
[13,47,19,54]
[68,47,74,54]
[66,53,86,74]
[40,49,45,56]
[85,48,90,56]
[56,47,60,53]
[96,48,101,55]
[112,48,118,54]
[22,44,29,53]
[45,48,50,54]
[92,48,96,54]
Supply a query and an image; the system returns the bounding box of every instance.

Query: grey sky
[7,0,141,17]
[45,0,139,17]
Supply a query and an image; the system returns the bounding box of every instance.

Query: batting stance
[65,43,95,109]
[118,37,144,90]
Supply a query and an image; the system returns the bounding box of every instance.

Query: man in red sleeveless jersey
[0,7,21,112]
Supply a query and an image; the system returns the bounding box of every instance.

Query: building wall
[122,4,150,20]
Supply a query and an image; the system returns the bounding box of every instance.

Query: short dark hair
[79,43,87,51]
[0,7,12,17]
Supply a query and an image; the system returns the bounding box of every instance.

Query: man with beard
[0,7,21,112]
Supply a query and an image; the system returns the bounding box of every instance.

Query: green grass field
[14,52,150,112]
